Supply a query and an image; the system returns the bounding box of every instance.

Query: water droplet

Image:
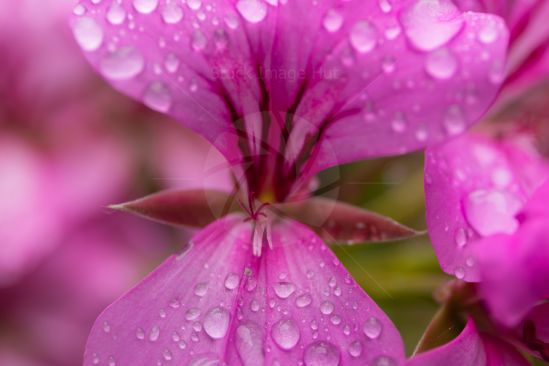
[330,315,342,325]
[194,282,208,297]
[163,2,183,23]
[163,349,173,361]
[191,30,207,51]
[478,20,498,44]
[379,0,392,12]
[185,308,201,321]
[225,13,239,29]
[133,0,158,14]
[203,307,230,339]
[381,56,396,74]
[464,189,521,236]
[224,273,240,290]
[105,3,127,24]
[443,105,465,136]
[271,318,300,350]
[143,81,172,113]
[73,17,103,51]
[391,112,407,133]
[454,227,467,247]
[323,9,343,32]
[348,340,362,357]
[350,21,378,53]
[169,299,181,309]
[236,0,268,23]
[103,321,111,333]
[454,266,465,279]
[188,355,221,366]
[100,46,145,80]
[149,326,160,342]
[236,323,265,366]
[425,48,457,79]
[92,353,100,365]
[187,0,202,10]
[136,327,145,340]
[295,294,312,308]
[372,355,397,366]
[73,4,86,16]
[320,301,335,315]
[363,317,382,339]
[274,282,296,299]
[466,256,475,267]
[108,356,116,366]
[399,0,463,51]
[304,341,340,366]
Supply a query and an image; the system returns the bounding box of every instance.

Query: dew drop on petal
[73,17,103,51]
[149,326,160,342]
[478,20,499,44]
[350,21,378,53]
[187,0,202,10]
[133,0,159,14]
[454,266,465,279]
[236,323,265,366]
[136,327,145,340]
[236,0,268,23]
[194,282,208,297]
[143,82,172,113]
[363,317,382,339]
[271,318,300,350]
[224,273,240,290]
[107,2,126,25]
[323,9,343,32]
[443,105,465,136]
[185,308,201,321]
[274,282,296,299]
[348,340,362,357]
[454,227,467,248]
[162,2,183,24]
[100,46,145,80]
[296,294,312,308]
[425,48,457,79]
[464,189,521,236]
[320,301,334,315]
[203,307,230,339]
[372,355,397,366]
[399,0,463,51]
[304,341,340,366]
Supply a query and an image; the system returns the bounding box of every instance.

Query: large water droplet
[363,317,382,339]
[73,17,103,51]
[100,46,145,80]
[162,2,183,24]
[194,282,208,297]
[187,0,202,10]
[323,10,343,32]
[236,322,265,366]
[224,273,240,290]
[464,189,521,236]
[320,301,335,315]
[274,282,296,299]
[399,0,463,51]
[304,341,340,366]
[425,48,457,79]
[296,294,312,308]
[348,340,362,357]
[107,2,127,25]
[133,0,159,14]
[203,307,230,339]
[236,0,268,23]
[271,319,300,350]
[350,21,378,53]
[143,81,172,113]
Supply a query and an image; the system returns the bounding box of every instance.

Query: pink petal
[84,215,405,365]
[474,218,549,327]
[424,132,549,281]
[71,0,509,179]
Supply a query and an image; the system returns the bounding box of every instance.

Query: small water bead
[108,356,116,366]
[379,0,392,12]
[162,2,184,24]
[348,340,362,357]
[304,341,340,366]
[425,48,457,79]
[188,355,221,366]
[466,256,475,267]
[323,9,343,33]
[178,340,187,349]
[203,307,230,339]
[399,0,463,51]
[136,327,146,340]
[443,105,465,136]
[133,0,158,14]
[454,227,467,247]
[236,323,265,366]
[478,20,499,44]
[194,282,208,297]
[163,349,173,361]
[391,113,407,133]
[214,29,229,51]
[224,273,240,290]
[363,317,382,339]
[372,355,397,366]
[296,294,312,308]
[92,353,100,365]
[149,326,161,342]
[350,21,378,53]
[73,4,86,16]
[464,189,521,236]
[169,299,181,309]
[103,321,111,333]
[236,0,268,23]
[271,319,300,350]
[107,2,126,25]
[144,82,172,113]
[186,308,201,321]
[100,46,144,80]
[274,282,296,299]
[224,13,239,29]
[320,301,335,315]
[73,17,103,51]
[172,331,181,342]
[454,266,465,279]
[187,0,202,10]
[191,30,207,51]
[330,315,342,325]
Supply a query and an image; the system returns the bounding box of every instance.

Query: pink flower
[70,0,510,364]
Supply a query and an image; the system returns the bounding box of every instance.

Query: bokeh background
[0,1,545,365]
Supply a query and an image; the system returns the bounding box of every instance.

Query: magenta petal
[84,215,404,365]
[406,320,487,366]
[474,219,549,327]
[424,133,549,280]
